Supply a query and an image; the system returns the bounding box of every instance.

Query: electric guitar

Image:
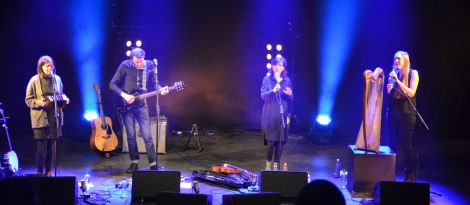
[90,83,118,153]
[117,81,185,113]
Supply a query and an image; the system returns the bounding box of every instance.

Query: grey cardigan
[25,74,65,128]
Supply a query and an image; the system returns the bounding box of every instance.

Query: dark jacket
[260,74,293,142]
[109,59,158,95]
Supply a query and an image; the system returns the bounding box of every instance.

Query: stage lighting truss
[124,40,143,56]
[265,43,283,75]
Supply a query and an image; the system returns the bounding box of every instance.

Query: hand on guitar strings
[121,93,136,104]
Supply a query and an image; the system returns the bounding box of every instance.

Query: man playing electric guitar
[109,48,169,173]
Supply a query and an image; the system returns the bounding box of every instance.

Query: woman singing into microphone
[386,51,420,182]
[261,56,293,171]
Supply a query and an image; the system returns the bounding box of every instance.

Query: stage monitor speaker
[373,181,430,205]
[156,192,212,205]
[122,116,167,154]
[222,192,281,205]
[260,171,308,200]
[0,176,76,205]
[132,170,181,201]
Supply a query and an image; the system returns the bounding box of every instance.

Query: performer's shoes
[150,164,164,170]
[265,161,272,170]
[127,163,138,173]
[273,162,279,171]
[404,172,415,183]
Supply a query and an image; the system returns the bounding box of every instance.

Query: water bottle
[340,170,348,189]
[192,180,200,194]
[333,158,341,178]
[84,173,91,186]
[282,162,288,171]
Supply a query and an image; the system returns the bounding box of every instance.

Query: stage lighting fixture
[83,111,98,121]
[266,44,272,51]
[126,40,132,47]
[126,50,131,57]
[266,63,272,69]
[316,114,331,126]
[135,40,142,47]
[266,53,272,60]
[276,54,283,59]
[276,44,283,51]
[310,114,334,144]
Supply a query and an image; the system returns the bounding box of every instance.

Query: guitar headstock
[172,81,185,91]
[93,82,101,93]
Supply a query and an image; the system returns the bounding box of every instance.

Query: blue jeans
[122,105,156,164]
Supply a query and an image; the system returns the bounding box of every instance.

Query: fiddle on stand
[183,124,204,153]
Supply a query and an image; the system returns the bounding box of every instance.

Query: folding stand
[183,124,204,153]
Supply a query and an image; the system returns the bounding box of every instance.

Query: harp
[355,68,384,152]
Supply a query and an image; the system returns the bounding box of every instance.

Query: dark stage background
[0,1,469,145]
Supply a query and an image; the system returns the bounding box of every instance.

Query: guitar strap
[136,62,147,93]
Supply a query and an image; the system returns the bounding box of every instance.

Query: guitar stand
[183,124,204,153]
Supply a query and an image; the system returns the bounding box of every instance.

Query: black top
[389,69,417,115]
[40,76,54,96]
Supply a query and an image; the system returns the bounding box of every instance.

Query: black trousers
[36,139,56,174]
[266,140,284,163]
[388,112,417,173]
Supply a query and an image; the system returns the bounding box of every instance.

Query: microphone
[273,73,282,93]
[153,59,158,73]
[388,67,398,83]
[274,73,282,83]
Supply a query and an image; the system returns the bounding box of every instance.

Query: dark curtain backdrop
[0,1,469,143]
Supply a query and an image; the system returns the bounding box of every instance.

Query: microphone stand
[153,59,160,169]
[391,86,434,188]
[274,81,285,169]
[391,87,429,131]
[51,73,61,177]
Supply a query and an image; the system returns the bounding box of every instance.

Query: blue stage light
[316,114,332,126]
[70,1,106,123]
[83,111,98,122]
[311,114,334,145]
[318,0,360,119]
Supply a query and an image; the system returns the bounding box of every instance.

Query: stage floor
[9,129,470,205]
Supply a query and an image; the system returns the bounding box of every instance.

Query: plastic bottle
[333,158,341,178]
[340,170,348,189]
[84,173,91,185]
[282,162,288,171]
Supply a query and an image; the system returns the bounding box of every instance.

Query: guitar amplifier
[122,116,167,154]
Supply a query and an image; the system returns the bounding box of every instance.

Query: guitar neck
[138,86,176,100]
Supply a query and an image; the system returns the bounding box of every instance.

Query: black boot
[127,163,138,173]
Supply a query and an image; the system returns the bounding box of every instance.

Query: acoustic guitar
[90,83,118,153]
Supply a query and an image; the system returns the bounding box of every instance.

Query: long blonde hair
[393,51,411,87]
